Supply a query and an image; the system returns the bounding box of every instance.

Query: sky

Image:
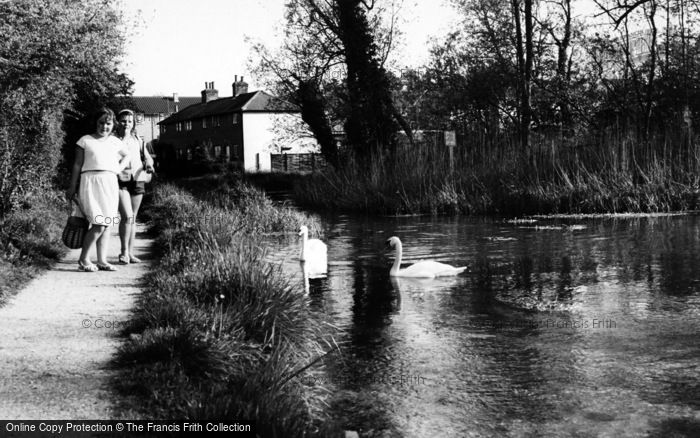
[120,0,458,97]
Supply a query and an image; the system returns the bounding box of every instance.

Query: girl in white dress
[67,108,130,272]
[116,109,154,264]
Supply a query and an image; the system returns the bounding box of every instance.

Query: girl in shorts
[116,109,154,264]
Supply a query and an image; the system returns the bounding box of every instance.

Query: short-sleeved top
[118,135,153,182]
[77,134,128,173]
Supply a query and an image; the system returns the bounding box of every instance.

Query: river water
[266,213,700,437]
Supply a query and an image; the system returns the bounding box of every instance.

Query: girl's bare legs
[128,193,144,260]
[96,225,112,265]
[79,225,107,264]
[118,189,133,260]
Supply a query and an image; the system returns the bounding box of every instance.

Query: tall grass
[114,181,336,436]
[293,129,700,215]
[0,190,66,306]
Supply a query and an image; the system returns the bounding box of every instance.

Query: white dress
[77,135,128,226]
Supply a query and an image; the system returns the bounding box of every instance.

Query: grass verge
[113,180,336,437]
[0,191,67,307]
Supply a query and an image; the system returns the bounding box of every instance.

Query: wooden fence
[270,153,327,173]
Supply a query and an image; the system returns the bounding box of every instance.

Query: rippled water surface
[267,214,700,437]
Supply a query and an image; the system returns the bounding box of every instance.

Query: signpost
[444,130,456,172]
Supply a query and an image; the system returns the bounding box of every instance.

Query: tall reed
[294,129,700,215]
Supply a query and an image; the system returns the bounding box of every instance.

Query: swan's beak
[385,239,393,248]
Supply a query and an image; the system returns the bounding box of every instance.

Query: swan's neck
[390,241,403,275]
[300,232,308,260]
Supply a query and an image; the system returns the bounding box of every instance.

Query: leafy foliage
[0,0,132,215]
[250,0,404,163]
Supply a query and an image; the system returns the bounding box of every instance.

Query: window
[225,145,231,160]
[214,145,221,158]
[232,113,239,124]
[187,148,193,160]
[202,117,207,129]
[232,144,240,160]
[213,116,220,127]
[176,122,182,132]
[185,120,192,131]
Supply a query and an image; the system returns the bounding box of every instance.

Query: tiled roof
[159,91,299,125]
[130,96,201,115]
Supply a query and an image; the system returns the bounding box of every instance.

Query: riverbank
[0,225,149,419]
[113,179,337,436]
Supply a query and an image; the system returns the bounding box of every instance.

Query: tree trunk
[523,0,533,149]
[336,0,398,161]
[556,0,573,133]
[297,80,339,167]
[644,0,658,138]
[512,0,532,150]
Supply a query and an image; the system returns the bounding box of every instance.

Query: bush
[0,190,67,305]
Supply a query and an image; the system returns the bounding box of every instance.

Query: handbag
[61,198,89,249]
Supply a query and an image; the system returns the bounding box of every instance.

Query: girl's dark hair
[92,107,116,130]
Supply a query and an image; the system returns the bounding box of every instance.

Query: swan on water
[298,225,327,267]
[386,236,466,278]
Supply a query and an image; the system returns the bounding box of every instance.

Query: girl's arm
[143,141,155,169]
[67,147,84,200]
[117,144,131,172]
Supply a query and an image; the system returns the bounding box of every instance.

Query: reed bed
[114,181,335,437]
[293,130,700,216]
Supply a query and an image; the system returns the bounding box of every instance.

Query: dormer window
[232,113,239,125]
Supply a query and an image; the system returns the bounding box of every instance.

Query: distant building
[130,95,200,146]
[158,77,321,173]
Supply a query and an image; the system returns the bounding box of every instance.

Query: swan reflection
[300,261,327,295]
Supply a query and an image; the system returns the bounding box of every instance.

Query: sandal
[78,261,98,272]
[128,254,141,264]
[118,254,130,264]
[96,263,117,271]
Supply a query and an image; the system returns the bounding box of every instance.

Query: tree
[250,0,406,163]
[512,0,535,149]
[0,0,132,214]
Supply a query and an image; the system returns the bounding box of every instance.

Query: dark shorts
[118,179,146,195]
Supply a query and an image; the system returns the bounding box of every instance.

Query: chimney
[173,93,179,112]
[233,75,249,96]
[201,81,219,103]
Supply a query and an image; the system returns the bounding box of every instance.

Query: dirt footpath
[0,225,151,419]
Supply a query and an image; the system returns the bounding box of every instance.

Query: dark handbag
[62,199,89,249]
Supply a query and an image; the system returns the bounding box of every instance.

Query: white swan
[386,236,466,278]
[298,225,327,268]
